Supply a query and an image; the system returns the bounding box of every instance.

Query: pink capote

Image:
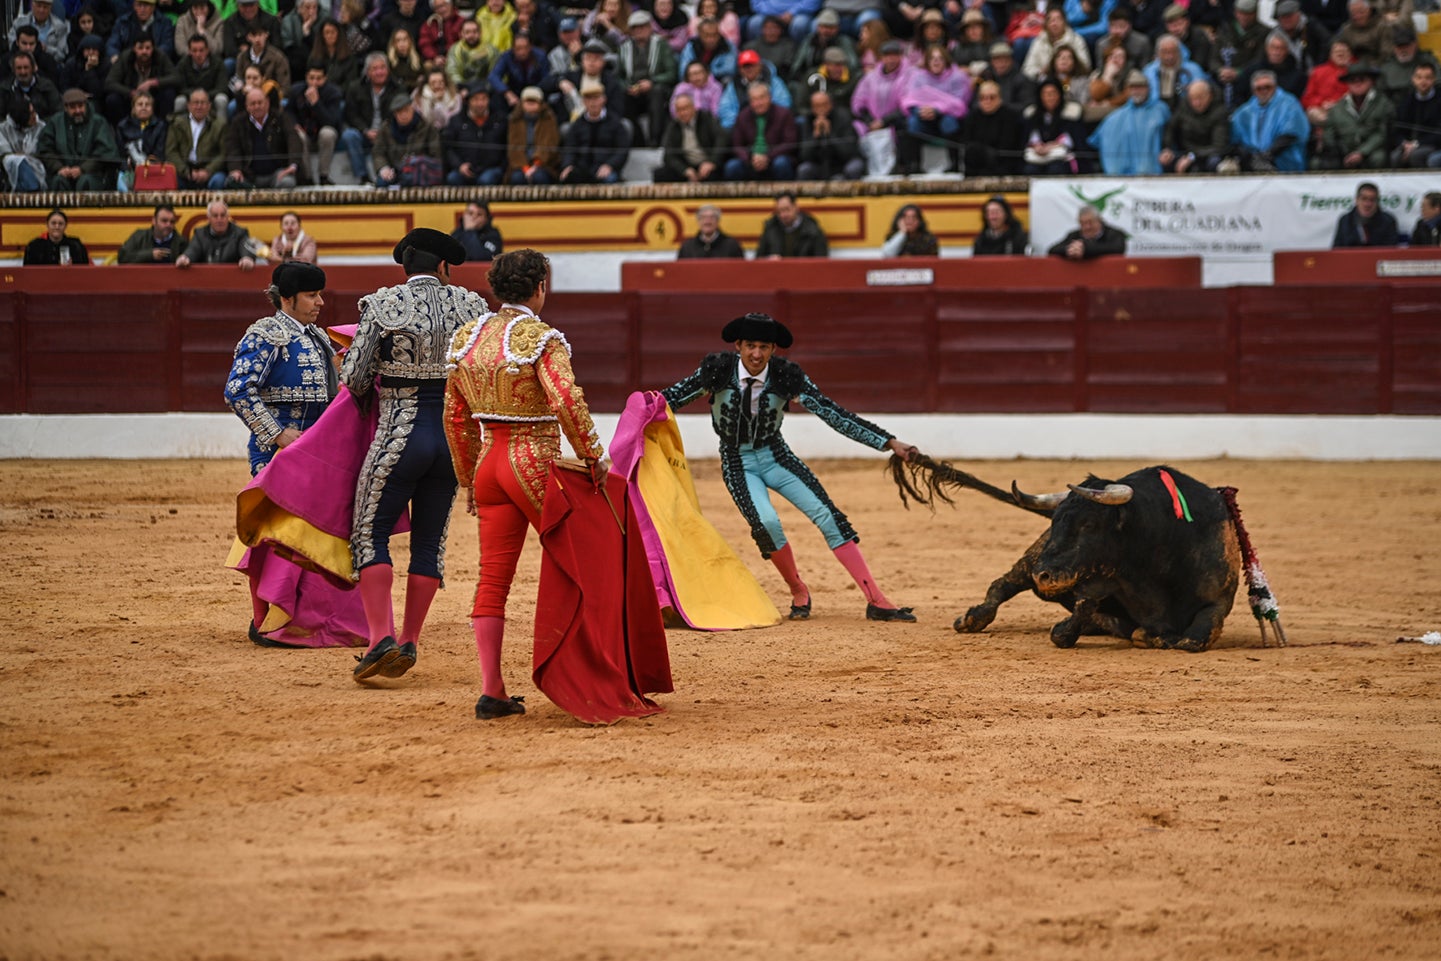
[609,391,681,612]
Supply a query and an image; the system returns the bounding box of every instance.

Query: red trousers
[469,422,559,618]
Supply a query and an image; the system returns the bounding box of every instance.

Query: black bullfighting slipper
[865,604,917,623]
[249,621,302,649]
[788,597,811,620]
[475,695,526,720]
[380,641,417,678]
[352,637,401,681]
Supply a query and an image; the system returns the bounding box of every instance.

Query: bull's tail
[1219,486,1288,647]
[888,453,1051,516]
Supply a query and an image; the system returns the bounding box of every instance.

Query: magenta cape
[533,464,672,724]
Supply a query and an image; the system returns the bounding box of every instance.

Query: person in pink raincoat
[898,44,971,174]
[850,39,912,172]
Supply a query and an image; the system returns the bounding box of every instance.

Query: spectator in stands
[912,10,950,63]
[416,67,462,130]
[655,90,724,181]
[447,18,499,90]
[176,0,224,64]
[311,19,359,87]
[881,203,938,256]
[982,39,1033,109]
[960,79,1023,175]
[747,15,797,82]
[1159,79,1231,173]
[1332,181,1400,246]
[1210,0,1267,109]
[1391,62,1441,167]
[514,0,561,55]
[1062,0,1111,52]
[1410,191,1441,245]
[374,92,443,186]
[107,0,175,62]
[176,198,255,269]
[1022,78,1081,174]
[39,87,117,189]
[490,30,549,115]
[678,17,736,85]
[1048,205,1126,259]
[451,201,504,262]
[678,203,745,258]
[690,0,741,49]
[60,34,107,105]
[236,21,290,95]
[1082,43,1132,124]
[748,0,817,44]
[117,202,184,264]
[5,25,59,90]
[445,83,507,184]
[1098,8,1152,72]
[550,39,624,123]
[719,48,791,130]
[726,80,798,180]
[972,194,1029,256]
[1333,0,1390,65]
[288,64,342,184]
[1231,69,1311,171]
[342,52,400,183]
[851,39,910,159]
[559,77,630,183]
[67,9,105,64]
[381,0,429,56]
[651,0,691,56]
[8,50,62,121]
[172,33,227,117]
[103,34,169,124]
[1304,40,1355,131]
[9,0,68,63]
[756,190,828,259]
[23,208,89,265]
[897,44,969,174]
[504,83,560,183]
[1045,44,1085,106]
[224,0,282,62]
[581,0,627,52]
[479,0,520,55]
[1022,8,1091,82]
[166,87,226,188]
[1144,34,1209,113]
[420,0,465,71]
[1379,25,1438,105]
[279,0,320,83]
[801,47,857,117]
[617,12,677,147]
[548,16,583,78]
[791,10,858,89]
[1238,31,1307,103]
[387,29,424,92]
[952,10,994,77]
[1314,61,1396,169]
[0,95,45,192]
[855,17,902,74]
[798,88,862,179]
[1162,4,1212,75]
[270,210,317,263]
[672,59,723,117]
[225,86,301,188]
[1274,0,1331,73]
[336,0,380,64]
[1090,69,1169,175]
[115,90,165,186]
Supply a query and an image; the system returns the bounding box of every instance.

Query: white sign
[1029,174,1440,261]
[866,268,934,286]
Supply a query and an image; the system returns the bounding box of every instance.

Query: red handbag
[133,162,178,191]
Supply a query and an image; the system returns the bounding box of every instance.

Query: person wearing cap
[1143,34,1211,113]
[1274,0,1332,74]
[503,82,561,182]
[1047,204,1127,259]
[547,14,584,77]
[1230,69,1311,171]
[746,0,818,45]
[443,248,610,719]
[1390,61,1441,167]
[789,9,857,91]
[223,84,300,187]
[718,46,792,129]
[1022,8,1091,83]
[801,45,857,114]
[1378,23,1439,106]
[8,0,69,63]
[106,0,177,62]
[660,313,919,623]
[372,90,442,185]
[446,17,499,89]
[849,37,910,163]
[343,227,487,683]
[477,0,520,54]
[980,38,1034,109]
[655,90,724,181]
[0,95,46,192]
[488,29,549,113]
[37,87,119,189]
[444,82,507,185]
[1334,0,1391,65]
[1088,67,1169,175]
[1161,3,1212,76]
[559,75,630,182]
[1208,0,1266,107]
[420,0,466,69]
[1158,79,1231,173]
[1332,180,1400,247]
[953,9,996,76]
[551,37,625,121]
[221,0,281,63]
[617,10,678,146]
[1313,61,1394,169]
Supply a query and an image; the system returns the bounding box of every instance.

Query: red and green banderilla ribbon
[1158,469,1192,522]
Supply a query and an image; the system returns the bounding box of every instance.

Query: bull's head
[1016,478,1133,597]
[1010,481,1134,510]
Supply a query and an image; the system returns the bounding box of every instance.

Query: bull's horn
[1011,481,1070,510]
[1066,483,1134,505]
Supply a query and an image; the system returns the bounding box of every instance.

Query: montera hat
[392,227,467,266]
[722,313,793,349]
[273,262,327,298]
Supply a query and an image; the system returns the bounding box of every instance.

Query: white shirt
[736,358,769,417]
[188,115,206,164]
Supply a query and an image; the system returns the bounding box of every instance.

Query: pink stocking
[399,574,440,647]
[357,563,396,650]
[833,541,893,608]
[246,570,268,631]
[768,543,810,606]
[472,616,507,699]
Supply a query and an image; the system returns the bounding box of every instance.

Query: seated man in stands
[1047,205,1127,260]
[678,204,745,259]
[0,95,46,192]
[1230,70,1310,171]
[559,78,630,183]
[654,91,724,182]
[755,190,828,259]
[718,48,790,131]
[445,83,508,185]
[1332,181,1400,247]
[616,11,676,147]
[176,199,256,269]
[1389,61,1441,167]
[797,88,862,180]
[1312,62,1394,170]
[37,88,118,190]
[373,93,443,187]
[117,203,185,264]
[166,87,227,189]
[224,86,300,189]
[505,84,561,183]
[1089,69,1169,175]
[960,80,1023,176]
[1410,191,1441,246]
[287,64,343,186]
[1159,79,1231,173]
[725,81,798,181]
[103,34,174,125]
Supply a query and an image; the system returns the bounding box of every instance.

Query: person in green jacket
[37,89,119,190]
[755,190,830,259]
[117,204,187,265]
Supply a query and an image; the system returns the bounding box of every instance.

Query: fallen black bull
[890,456,1287,651]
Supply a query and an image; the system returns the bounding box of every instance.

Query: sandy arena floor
[1,456,1439,961]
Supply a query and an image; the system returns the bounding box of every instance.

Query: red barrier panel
[1273,248,1441,286]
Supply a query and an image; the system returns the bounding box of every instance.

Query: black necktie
[742,377,757,419]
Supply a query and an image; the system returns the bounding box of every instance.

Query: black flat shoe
[866,604,917,623]
[249,621,302,648]
[788,596,811,620]
[353,637,400,681]
[475,695,526,720]
[381,641,416,678]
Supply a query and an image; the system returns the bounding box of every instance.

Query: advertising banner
[1029,174,1439,260]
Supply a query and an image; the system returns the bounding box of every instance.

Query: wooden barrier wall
[2,263,1439,416]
